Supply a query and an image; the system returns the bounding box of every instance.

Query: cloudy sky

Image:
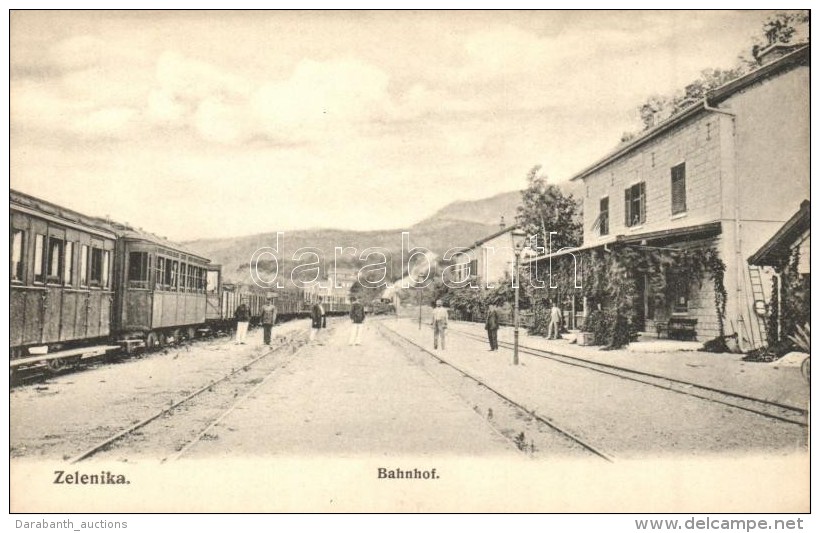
[10,10,780,241]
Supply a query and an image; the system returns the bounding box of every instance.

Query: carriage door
[205,267,222,321]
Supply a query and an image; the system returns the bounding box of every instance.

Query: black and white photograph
[7,9,811,517]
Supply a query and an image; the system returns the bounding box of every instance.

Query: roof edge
[570,45,810,182]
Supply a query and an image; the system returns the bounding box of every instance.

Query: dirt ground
[10,320,310,461]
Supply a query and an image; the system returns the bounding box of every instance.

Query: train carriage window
[80,245,89,286]
[102,250,111,289]
[162,258,171,289]
[89,248,103,287]
[10,229,24,282]
[171,260,179,290]
[33,234,46,283]
[63,242,74,286]
[47,237,64,283]
[156,257,166,290]
[180,262,187,291]
[128,251,150,289]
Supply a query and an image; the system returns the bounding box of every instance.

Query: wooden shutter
[624,189,631,227]
[671,163,686,214]
[639,182,646,224]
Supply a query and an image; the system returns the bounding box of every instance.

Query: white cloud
[156,50,251,103]
[250,58,391,142]
[71,106,140,139]
[147,88,187,124]
[193,96,247,145]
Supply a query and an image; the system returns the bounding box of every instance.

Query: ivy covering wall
[525,243,728,349]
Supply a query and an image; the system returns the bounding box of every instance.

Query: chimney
[499,216,506,230]
[754,42,805,66]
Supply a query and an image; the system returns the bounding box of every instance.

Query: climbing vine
[526,242,728,349]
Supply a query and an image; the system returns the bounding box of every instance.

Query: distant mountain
[421,190,522,227]
[184,185,578,284]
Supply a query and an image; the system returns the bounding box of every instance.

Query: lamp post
[418,283,422,330]
[511,228,528,366]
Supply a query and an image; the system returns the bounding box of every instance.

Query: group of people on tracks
[433,299,564,352]
[231,295,368,348]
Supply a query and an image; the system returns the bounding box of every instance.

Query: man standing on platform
[431,299,448,350]
[310,300,326,345]
[261,298,278,346]
[485,303,499,351]
[349,296,365,346]
[234,300,251,345]
[547,301,563,340]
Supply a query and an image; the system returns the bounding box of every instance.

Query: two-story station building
[527,44,809,349]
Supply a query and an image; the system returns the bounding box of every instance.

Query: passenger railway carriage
[105,222,215,350]
[10,190,119,371]
[10,189,354,375]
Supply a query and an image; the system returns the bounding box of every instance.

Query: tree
[516,165,582,253]
[626,10,808,134]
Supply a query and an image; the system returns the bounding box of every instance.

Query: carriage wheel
[46,358,68,373]
[187,326,197,341]
[171,329,182,345]
[158,332,168,347]
[145,332,159,350]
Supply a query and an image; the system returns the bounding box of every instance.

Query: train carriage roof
[10,189,211,263]
[10,189,117,240]
[96,221,212,263]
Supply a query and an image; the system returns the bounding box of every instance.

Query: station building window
[672,278,690,314]
[10,229,24,282]
[625,182,646,227]
[671,163,687,215]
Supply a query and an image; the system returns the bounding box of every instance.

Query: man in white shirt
[431,299,448,350]
[547,302,562,340]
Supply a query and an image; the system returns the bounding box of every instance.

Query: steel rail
[451,328,807,427]
[66,339,298,464]
[379,324,615,463]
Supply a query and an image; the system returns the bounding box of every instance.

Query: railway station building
[526,43,809,350]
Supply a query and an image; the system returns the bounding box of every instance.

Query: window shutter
[639,182,646,224]
[624,189,631,227]
[671,164,686,214]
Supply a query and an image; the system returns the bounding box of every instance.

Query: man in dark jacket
[234,301,251,344]
[485,304,499,351]
[348,296,365,346]
[260,299,278,345]
[309,301,326,344]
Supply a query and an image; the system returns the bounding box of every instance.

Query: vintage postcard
[8,10,810,516]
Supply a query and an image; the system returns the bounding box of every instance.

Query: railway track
[10,320,311,387]
[378,324,614,462]
[451,327,808,428]
[67,335,306,464]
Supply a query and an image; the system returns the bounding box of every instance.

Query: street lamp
[511,228,528,366]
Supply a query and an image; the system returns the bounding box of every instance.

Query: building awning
[615,221,722,247]
[524,221,722,266]
[748,200,810,266]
